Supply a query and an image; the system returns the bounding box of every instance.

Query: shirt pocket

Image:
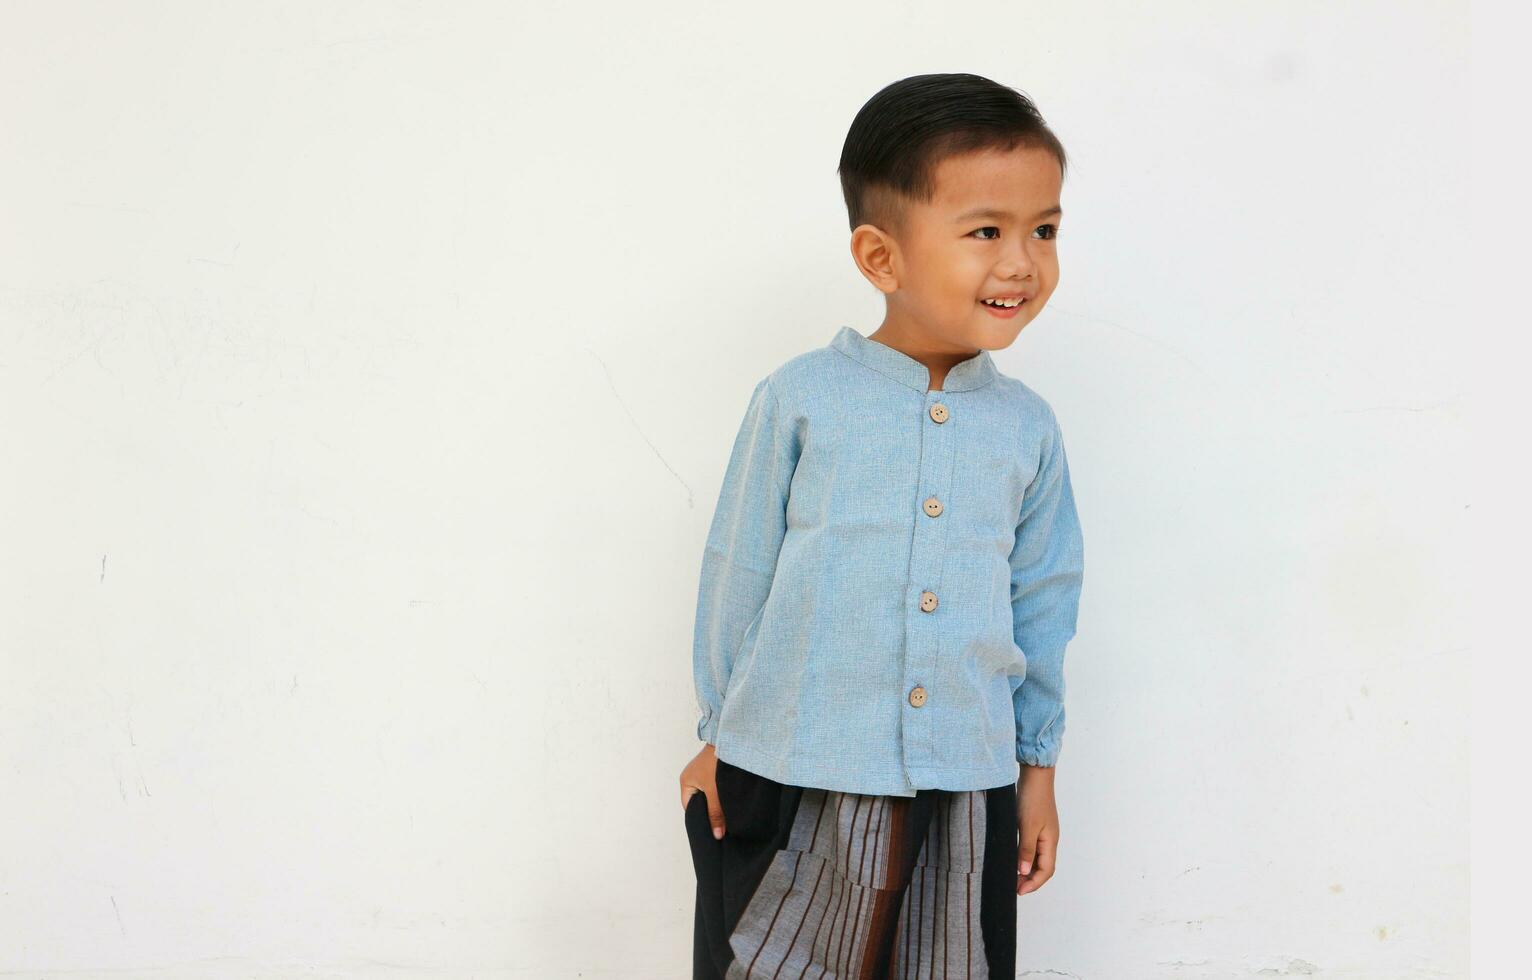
[958,431,1039,554]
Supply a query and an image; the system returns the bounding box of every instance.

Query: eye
[1033,223,1060,240]
[969,226,1001,240]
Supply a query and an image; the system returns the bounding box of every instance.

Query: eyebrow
[953,205,1063,223]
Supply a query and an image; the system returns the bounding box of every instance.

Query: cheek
[952,258,992,298]
[1037,256,1060,292]
[915,264,982,306]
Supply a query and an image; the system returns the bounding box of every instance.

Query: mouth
[978,296,1029,318]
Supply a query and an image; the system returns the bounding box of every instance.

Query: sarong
[684,757,1018,979]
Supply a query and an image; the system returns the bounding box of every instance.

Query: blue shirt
[692,325,1085,797]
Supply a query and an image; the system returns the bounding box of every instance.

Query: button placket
[903,391,957,772]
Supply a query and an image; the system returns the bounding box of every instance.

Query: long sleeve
[692,376,800,745]
[1008,410,1085,768]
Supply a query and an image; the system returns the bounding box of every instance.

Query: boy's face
[854,145,1063,353]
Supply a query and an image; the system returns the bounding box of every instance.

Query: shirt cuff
[697,706,720,745]
[1017,740,1060,768]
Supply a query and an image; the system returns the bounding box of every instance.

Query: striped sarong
[685,757,1018,979]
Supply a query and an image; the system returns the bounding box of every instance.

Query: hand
[1016,764,1059,895]
[680,743,728,840]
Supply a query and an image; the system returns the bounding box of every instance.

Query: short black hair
[837,73,1068,236]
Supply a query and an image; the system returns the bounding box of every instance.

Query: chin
[971,316,1027,348]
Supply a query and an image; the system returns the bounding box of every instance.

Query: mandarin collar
[830,325,998,393]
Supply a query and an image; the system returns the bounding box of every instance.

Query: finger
[1017,823,1037,877]
[1018,833,1057,895]
[1035,833,1057,879]
[707,788,727,839]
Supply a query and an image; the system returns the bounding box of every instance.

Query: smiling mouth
[978,297,1029,317]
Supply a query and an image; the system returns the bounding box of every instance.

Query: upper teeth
[983,297,1023,307]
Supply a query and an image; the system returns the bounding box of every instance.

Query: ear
[849,223,900,295]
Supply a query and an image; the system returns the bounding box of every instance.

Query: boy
[680,73,1084,979]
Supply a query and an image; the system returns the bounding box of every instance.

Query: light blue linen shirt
[692,325,1084,797]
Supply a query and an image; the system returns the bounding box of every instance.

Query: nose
[995,235,1037,280]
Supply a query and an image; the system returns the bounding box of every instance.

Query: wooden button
[908,686,927,707]
[919,590,939,613]
[922,496,943,517]
[929,403,949,423]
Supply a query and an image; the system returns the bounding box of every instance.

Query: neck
[867,319,979,392]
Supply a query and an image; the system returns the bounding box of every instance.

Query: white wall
[0,2,1470,977]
